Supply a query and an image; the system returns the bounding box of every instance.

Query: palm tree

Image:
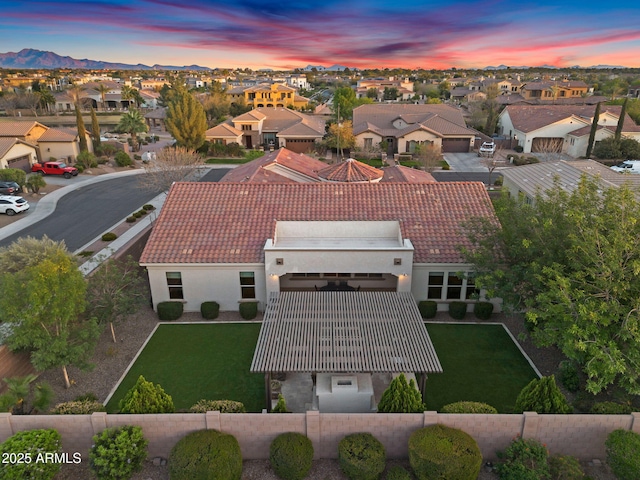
[116,108,148,152]
[95,83,110,111]
[121,85,135,110]
[37,89,56,114]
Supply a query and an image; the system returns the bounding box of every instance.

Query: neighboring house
[144,108,167,131]
[38,127,92,161]
[0,138,38,171]
[227,83,309,109]
[285,74,309,90]
[139,181,497,314]
[139,90,160,109]
[352,104,477,155]
[355,78,414,101]
[520,80,589,102]
[501,159,640,204]
[208,108,325,153]
[0,121,48,145]
[498,104,640,155]
[204,123,243,146]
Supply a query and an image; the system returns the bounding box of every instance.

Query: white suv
[611,160,640,174]
[0,195,30,216]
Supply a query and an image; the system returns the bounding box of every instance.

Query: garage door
[442,138,471,152]
[285,139,315,154]
[531,137,563,153]
[7,155,32,172]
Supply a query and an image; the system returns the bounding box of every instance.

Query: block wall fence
[2,410,639,461]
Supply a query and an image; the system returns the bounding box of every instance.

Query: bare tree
[138,146,204,193]
[531,137,564,162]
[413,143,443,172]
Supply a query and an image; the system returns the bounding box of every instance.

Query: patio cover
[250,291,442,374]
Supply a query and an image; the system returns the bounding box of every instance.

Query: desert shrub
[513,155,539,166]
[269,432,314,480]
[133,211,142,218]
[51,399,106,414]
[606,429,640,480]
[548,455,584,480]
[557,360,580,393]
[385,465,412,480]
[591,401,633,415]
[418,300,437,319]
[77,151,98,169]
[115,150,133,167]
[495,437,549,480]
[101,232,117,242]
[514,375,572,414]
[25,173,46,193]
[189,399,246,413]
[409,424,482,480]
[126,216,136,223]
[338,432,386,480]
[0,428,62,479]
[0,167,27,186]
[157,301,183,321]
[377,373,425,413]
[473,301,494,320]
[448,301,467,320]
[239,301,258,320]
[200,301,220,320]
[89,425,148,480]
[494,176,504,186]
[441,160,450,170]
[514,145,524,153]
[118,375,174,414]
[143,204,155,211]
[272,394,290,413]
[75,392,98,402]
[440,401,498,414]
[169,429,242,480]
[75,164,85,173]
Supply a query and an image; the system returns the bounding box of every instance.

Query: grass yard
[105,324,265,413]
[424,323,539,413]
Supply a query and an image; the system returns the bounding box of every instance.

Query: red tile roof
[380,166,437,183]
[140,182,495,265]
[318,158,384,183]
[220,149,326,183]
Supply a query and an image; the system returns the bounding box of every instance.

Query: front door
[244,135,253,149]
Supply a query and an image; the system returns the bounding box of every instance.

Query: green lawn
[424,323,539,413]
[105,324,265,413]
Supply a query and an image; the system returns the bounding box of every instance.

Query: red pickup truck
[31,161,79,179]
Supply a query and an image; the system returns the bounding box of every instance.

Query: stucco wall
[0,143,37,169]
[2,411,638,463]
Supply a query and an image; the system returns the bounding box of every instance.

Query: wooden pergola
[251,291,442,410]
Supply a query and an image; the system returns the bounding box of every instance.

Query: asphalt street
[0,168,231,251]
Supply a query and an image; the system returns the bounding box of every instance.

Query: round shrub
[51,399,106,414]
[119,375,175,414]
[133,211,142,218]
[270,432,314,480]
[89,425,148,480]
[338,432,386,480]
[239,301,258,320]
[385,465,412,480]
[448,301,467,320]
[495,437,549,480]
[514,145,524,153]
[548,455,584,480]
[473,301,494,320]
[169,429,242,480]
[440,401,498,414]
[126,216,136,223]
[138,208,148,215]
[101,232,117,242]
[0,429,62,480]
[591,401,633,415]
[157,301,184,321]
[606,429,640,480]
[558,360,580,393]
[409,424,481,480]
[418,300,437,319]
[201,301,220,320]
[115,150,133,167]
[189,399,246,413]
[143,204,155,211]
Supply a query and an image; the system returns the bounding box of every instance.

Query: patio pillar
[264,372,272,412]
[418,372,427,399]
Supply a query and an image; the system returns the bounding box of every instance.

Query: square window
[276,258,284,265]
[166,272,183,300]
[447,273,463,299]
[240,272,255,299]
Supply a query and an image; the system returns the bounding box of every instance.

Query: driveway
[442,152,492,172]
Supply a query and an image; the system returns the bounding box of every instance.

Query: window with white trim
[240,272,256,299]
[166,272,184,299]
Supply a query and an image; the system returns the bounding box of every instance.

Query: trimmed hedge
[385,466,412,480]
[201,301,220,320]
[169,429,242,480]
[101,232,117,242]
[606,429,640,480]
[157,301,183,321]
[473,301,493,320]
[51,400,106,414]
[89,425,148,480]
[591,401,633,415]
[409,424,482,480]
[418,300,437,319]
[239,301,258,320]
[338,433,386,480]
[0,429,62,479]
[143,204,155,211]
[440,401,498,414]
[189,399,246,413]
[448,301,467,320]
[548,455,584,480]
[269,432,314,480]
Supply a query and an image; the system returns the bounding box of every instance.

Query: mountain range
[0,49,211,71]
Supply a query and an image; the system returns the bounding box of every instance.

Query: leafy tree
[593,136,640,160]
[86,256,147,343]
[514,376,572,413]
[75,103,88,153]
[383,87,399,100]
[25,173,46,194]
[90,106,101,152]
[165,88,208,150]
[586,102,600,158]
[438,80,451,99]
[332,86,372,121]
[377,373,425,413]
[0,237,100,389]
[230,96,251,117]
[119,375,175,413]
[37,89,56,114]
[324,120,356,152]
[116,108,148,152]
[366,87,378,99]
[0,374,53,415]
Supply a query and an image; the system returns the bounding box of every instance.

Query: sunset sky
[1,0,638,70]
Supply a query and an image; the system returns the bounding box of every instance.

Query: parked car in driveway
[0,181,21,195]
[0,195,29,216]
[478,141,496,157]
[31,161,79,179]
[611,160,640,173]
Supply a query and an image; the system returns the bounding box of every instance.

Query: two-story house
[227,83,309,109]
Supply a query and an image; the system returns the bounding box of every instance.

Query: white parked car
[478,141,496,157]
[610,160,640,174]
[0,195,29,216]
